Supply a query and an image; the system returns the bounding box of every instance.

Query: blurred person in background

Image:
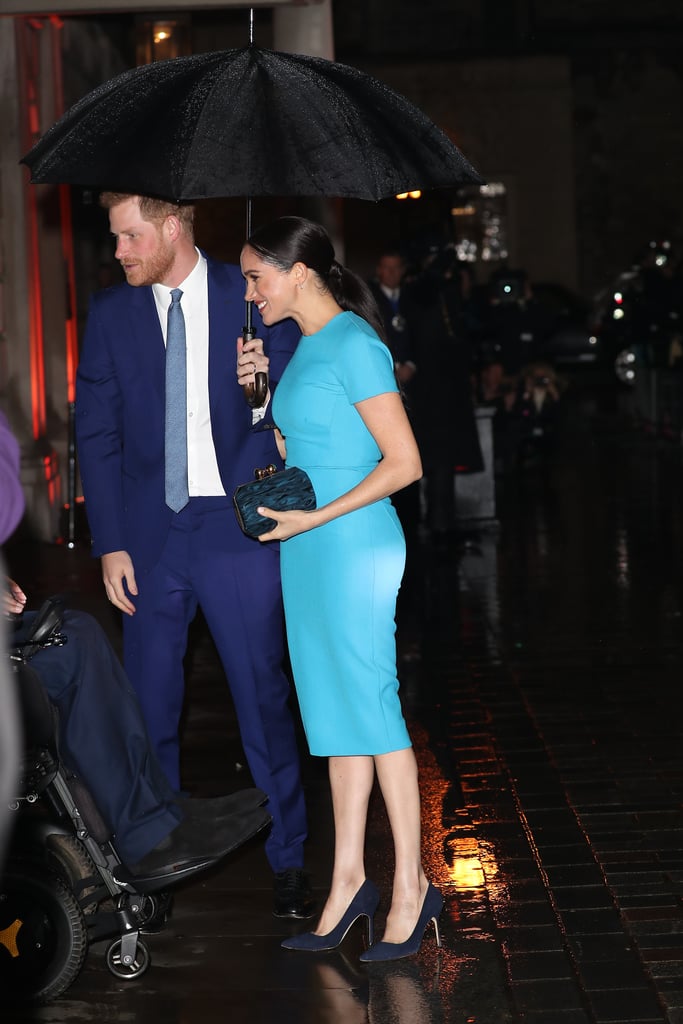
[367,248,418,387]
[505,361,564,468]
[368,248,421,556]
[410,250,483,545]
[0,411,24,872]
[0,412,24,545]
[477,268,553,403]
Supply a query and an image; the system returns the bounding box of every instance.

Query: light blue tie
[165,288,189,513]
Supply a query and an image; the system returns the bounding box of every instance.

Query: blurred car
[531,281,602,366]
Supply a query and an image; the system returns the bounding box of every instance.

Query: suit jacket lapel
[207,258,243,423]
[130,285,166,395]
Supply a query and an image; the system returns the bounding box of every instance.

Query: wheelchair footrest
[113,856,218,893]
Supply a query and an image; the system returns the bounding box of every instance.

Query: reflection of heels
[281,879,380,952]
[359,882,443,963]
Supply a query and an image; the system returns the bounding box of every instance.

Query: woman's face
[240,245,297,326]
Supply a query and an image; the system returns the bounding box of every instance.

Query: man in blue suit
[75,193,312,918]
[1,410,24,869]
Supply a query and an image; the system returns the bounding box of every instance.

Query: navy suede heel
[281,879,380,952]
[359,882,443,963]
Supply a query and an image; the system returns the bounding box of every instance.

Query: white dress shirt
[379,283,400,305]
[152,250,226,497]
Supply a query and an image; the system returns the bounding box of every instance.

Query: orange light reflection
[413,722,500,894]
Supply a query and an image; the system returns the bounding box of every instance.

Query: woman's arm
[257,391,421,541]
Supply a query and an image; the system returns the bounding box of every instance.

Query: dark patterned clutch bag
[233,464,317,538]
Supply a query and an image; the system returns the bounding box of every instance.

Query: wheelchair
[1,597,226,1004]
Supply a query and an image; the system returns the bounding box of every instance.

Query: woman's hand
[236,335,269,388]
[256,507,318,543]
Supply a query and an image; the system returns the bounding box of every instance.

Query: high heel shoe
[281,879,380,952]
[359,882,443,963]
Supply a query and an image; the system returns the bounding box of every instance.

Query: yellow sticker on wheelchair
[0,919,22,958]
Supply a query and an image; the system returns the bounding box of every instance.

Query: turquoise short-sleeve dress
[272,311,411,757]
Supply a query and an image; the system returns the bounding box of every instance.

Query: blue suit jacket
[75,256,300,573]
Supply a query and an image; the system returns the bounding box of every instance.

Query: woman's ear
[292,261,308,288]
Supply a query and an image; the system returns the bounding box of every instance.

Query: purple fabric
[0,412,24,544]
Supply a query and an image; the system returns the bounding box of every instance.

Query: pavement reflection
[10,378,683,1021]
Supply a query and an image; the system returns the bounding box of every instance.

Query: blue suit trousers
[122,497,308,874]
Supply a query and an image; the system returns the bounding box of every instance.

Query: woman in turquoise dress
[238,217,442,962]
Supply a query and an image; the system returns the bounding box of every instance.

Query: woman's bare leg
[313,754,374,935]
[374,746,428,943]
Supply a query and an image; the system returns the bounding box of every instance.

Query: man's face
[109,197,175,287]
[376,255,405,290]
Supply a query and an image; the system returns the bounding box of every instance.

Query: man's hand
[3,578,27,617]
[101,551,138,615]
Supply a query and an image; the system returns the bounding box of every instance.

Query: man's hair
[99,192,195,234]
[377,249,404,264]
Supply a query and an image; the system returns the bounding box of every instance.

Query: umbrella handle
[243,369,269,408]
[242,301,268,408]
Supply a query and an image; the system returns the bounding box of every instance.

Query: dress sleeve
[337,323,399,405]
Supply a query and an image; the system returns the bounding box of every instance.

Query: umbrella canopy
[21,45,483,201]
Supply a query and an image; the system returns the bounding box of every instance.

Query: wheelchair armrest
[27,597,65,644]
[12,597,67,662]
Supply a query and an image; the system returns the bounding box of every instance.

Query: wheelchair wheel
[136,890,174,933]
[105,936,151,980]
[46,834,101,914]
[0,861,88,1004]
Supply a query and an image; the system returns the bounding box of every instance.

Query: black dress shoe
[273,868,315,919]
[176,789,269,823]
[129,804,271,878]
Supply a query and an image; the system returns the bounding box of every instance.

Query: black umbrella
[20,45,482,201]
[21,44,483,405]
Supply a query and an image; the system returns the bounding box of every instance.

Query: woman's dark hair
[246,217,386,342]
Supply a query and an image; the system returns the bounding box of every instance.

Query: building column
[272,1,343,256]
[273,0,334,59]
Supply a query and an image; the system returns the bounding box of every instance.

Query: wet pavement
[5,373,683,1023]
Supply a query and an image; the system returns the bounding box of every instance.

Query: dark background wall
[334,0,683,296]
[61,0,683,304]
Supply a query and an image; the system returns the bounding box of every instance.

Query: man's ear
[165,214,182,243]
